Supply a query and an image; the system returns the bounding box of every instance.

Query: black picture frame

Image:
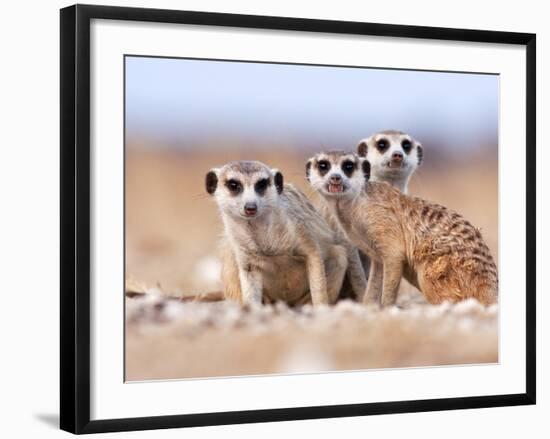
[60,4,536,434]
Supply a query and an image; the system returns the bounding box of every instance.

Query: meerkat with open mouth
[356,130,423,194]
[206,160,351,306]
[306,151,498,306]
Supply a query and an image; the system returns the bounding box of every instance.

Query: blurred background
[125,55,498,297]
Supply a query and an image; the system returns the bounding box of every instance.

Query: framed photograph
[60,4,536,434]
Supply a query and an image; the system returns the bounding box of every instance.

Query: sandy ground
[125,148,498,381]
[125,293,498,381]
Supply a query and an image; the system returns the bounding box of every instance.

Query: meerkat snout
[357,130,423,193]
[390,150,404,165]
[243,202,257,217]
[306,151,370,197]
[205,161,283,220]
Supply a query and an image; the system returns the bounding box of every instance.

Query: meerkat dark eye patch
[205,171,218,195]
[254,178,270,195]
[317,160,330,176]
[274,171,284,194]
[357,141,368,157]
[417,145,423,165]
[362,160,371,182]
[376,138,389,152]
[401,139,412,153]
[225,179,242,195]
[341,160,356,177]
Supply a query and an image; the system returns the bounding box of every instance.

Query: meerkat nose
[391,151,404,162]
[244,202,258,217]
[329,174,342,183]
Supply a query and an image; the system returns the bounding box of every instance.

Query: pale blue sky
[125,56,498,154]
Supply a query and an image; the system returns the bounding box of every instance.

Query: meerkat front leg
[346,246,367,301]
[380,258,403,307]
[325,244,348,304]
[304,245,330,306]
[363,260,383,305]
[235,252,263,305]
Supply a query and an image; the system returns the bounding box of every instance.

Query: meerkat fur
[206,160,349,306]
[306,151,498,307]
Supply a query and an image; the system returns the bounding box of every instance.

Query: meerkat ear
[361,159,371,182]
[416,144,423,166]
[305,159,312,181]
[357,138,370,157]
[205,169,219,195]
[272,169,284,194]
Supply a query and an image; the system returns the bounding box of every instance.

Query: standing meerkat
[357,130,423,194]
[206,160,350,306]
[306,151,498,306]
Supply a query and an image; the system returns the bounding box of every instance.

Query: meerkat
[357,130,423,194]
[206,160,351,306]
[306,151,498,306]
[354,131,424,289]
[306,168,368,302]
